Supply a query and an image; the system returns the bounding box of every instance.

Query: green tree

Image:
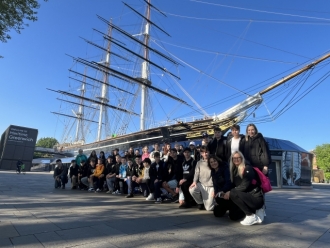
[0,0,47,43]
[34,137,58,158]
[36,137,58,148]
[314,144,330,181]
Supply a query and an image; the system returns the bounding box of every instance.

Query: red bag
[253,167,272,193]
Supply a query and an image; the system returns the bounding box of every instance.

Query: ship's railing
[148,115,214,129]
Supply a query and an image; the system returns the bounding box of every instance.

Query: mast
[97,21,113,141]
[75,69,86,143]
[140,0,151,131]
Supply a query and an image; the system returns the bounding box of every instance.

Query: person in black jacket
[207,127,226,162]
[151,152,166,203]
[106,154,121,194]
[175,147,197,208]
[221,151,264,225]
[243,123,271,175]
[53,159,68,189]
[208,155,232,217]
[78,159,89,190]
[162,148,184,202]
[125,159,138,198]
[87,150,98,164]
[69,160,79,189]
[99,151,106,165]
[225,124,245,162]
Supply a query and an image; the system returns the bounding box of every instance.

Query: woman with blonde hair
[219,151,264,225]
[244,123,271,175]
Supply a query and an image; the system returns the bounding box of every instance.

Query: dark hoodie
[211,162,232,193]
[231,165,263,198]
[150,160,166,181]
[243,133,271,171]
[207,136,227,162]
[175,157,196,187]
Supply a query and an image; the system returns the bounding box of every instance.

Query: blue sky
[1,0,330,151]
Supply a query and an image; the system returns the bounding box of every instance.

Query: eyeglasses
[232,157,242,161]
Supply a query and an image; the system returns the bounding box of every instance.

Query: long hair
[245,123,259,141]
[207,155,222,171]
[229,151,246,182]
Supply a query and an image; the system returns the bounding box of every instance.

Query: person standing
[76,149,88,167]
[243,123,271,175]
[207,127,226,162]
[149,142,163,163]
[142,146,150,161]
[226,124,245,161]
[189,146,214,211]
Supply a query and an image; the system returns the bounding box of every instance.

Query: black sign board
[0,125,38,170]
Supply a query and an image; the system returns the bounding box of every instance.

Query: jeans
[54,175,68,188]
[126,178,138,194]
[106,177,116,191]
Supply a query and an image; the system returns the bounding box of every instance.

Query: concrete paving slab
[317,229,330,243]
[0,222,19,238]
[10,235,44,248]
[1,171,330,247]
[34,232,68,248]
[309,240,330,247]
[0,238,13,247]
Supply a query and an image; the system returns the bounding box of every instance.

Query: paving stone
[10,235,43,248]
[34,232,68,248]
[11,219,61,236]
[0,222,19,238]
[318,229,330,243]
[1,172,330,248]
[309,240,330,247]
[0,238,13,247]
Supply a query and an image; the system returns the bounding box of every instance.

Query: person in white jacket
[189,146,214,211]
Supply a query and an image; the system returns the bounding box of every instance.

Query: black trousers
[180,180,195,205]
[140,179,154,195]
[115,178,128,194]
[213,197,245,221]
[230,189,264,216]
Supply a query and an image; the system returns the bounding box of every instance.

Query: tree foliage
[0,0,47,43]
[36,137,58,148]
[314,144,330,180]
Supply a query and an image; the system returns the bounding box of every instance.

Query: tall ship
[48,1,330,156]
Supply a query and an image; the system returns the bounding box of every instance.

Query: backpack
[253,167,272,193]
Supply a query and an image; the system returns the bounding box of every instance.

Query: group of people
[53,123,271,226]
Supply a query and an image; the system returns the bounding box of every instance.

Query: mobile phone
[218,192,224,198]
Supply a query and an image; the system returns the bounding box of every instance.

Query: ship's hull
[62,116,241,155]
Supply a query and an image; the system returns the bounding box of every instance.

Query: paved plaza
[0,171,330,248]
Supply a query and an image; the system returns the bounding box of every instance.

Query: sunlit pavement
[0,171,330,248]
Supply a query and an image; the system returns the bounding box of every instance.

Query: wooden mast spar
[260,53,330,95]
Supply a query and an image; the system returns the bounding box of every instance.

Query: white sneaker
[88,188,95,192]
[112,190,119,195]
[240,214,259,226]
[106,190,112,194]
[155,197,162,204]
[96,188,101,192]
[146,193,154,201]
[255,208,264,223]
